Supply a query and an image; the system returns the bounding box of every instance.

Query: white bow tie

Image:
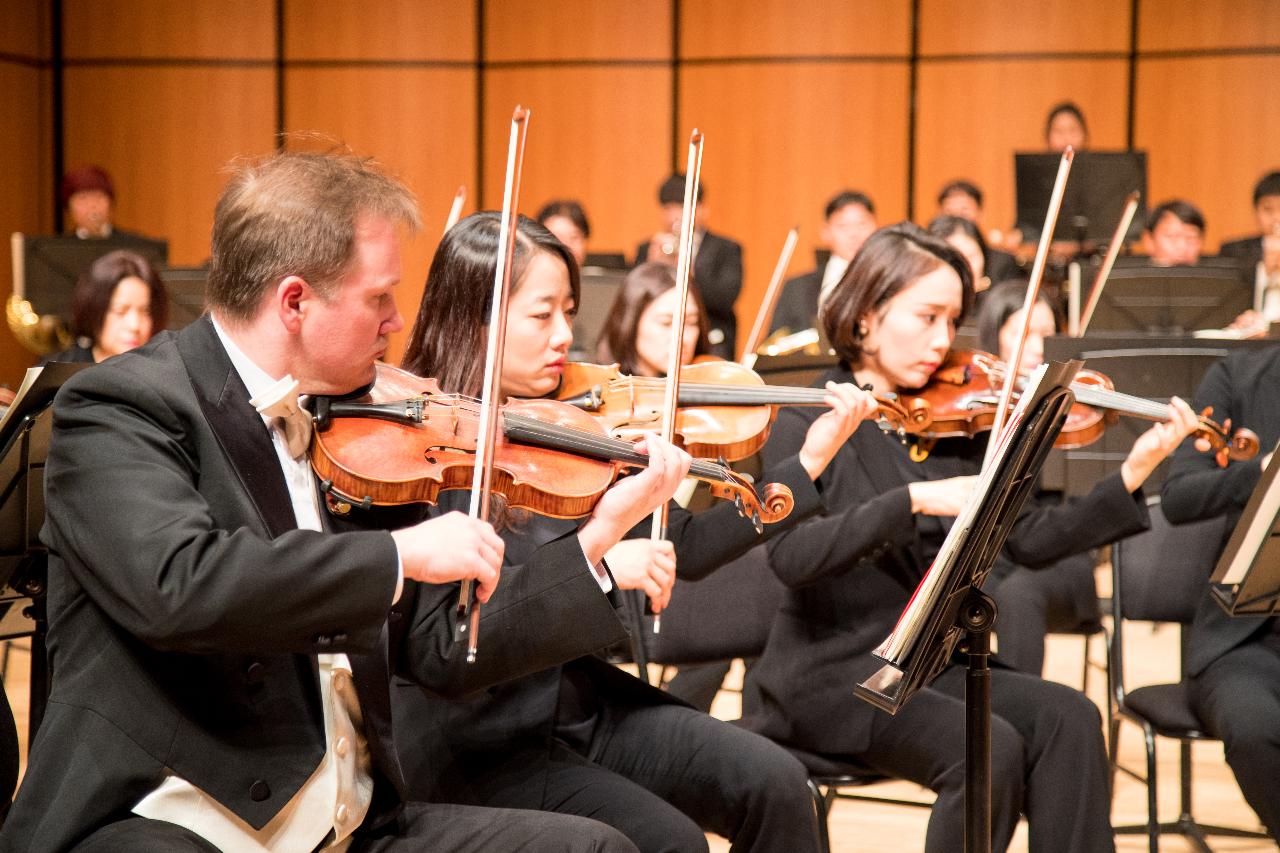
[251,375,312,459]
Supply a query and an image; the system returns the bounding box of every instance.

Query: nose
[385,305,405,335]
[550,311,574,350]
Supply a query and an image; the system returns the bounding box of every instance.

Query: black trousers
[445,702,819,853]
[986,552,1099,676]
[1189,638,1280,841]
[70,803,638,853]
[854,664,1114,853]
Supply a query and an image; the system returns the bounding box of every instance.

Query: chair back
[1111,496,1228,625]
[646,543,785,664]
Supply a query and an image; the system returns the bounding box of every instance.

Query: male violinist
[2,149,694,852]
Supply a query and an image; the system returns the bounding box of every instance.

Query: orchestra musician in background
[934,180,1021,286]
[634,174,743,359]
[537,198,590,268]
[737,223,1200,853]
[40,250,169,365]
[1220,171,1280,323]
[770,189,878,336]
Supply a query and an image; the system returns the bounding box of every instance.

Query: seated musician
[394,211,878,853]
[769,189,877,336]
[40,249,168,365]
[60,165,130,240]
[1220,171,1280,320]
[1143,198,1206,267]
[537,198,590,268]
[739,223,1200,853]
[3,149,665,853]
[998,101,1092,250]
[934,180,1020,286]
[634,174,743,358]
[974,279,1194,675]
[1162,346,1280,842]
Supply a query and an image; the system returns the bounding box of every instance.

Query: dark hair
[936,179,983,210]
[821,223,974,368]
[658,173,704,205]
[926,215,988,256]
[974,278,1058,355]
[1253,171,1280,206]
[70,250,169,343]
[1045,101,1088,143]
[595,262,711,374]
[1146,199,1205,234]
[826,190,875,219]
[402,212,580,397]
[536,199,591,239]
[60,165,114,206]
[209,149,419,322]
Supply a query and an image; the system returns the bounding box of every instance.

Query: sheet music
[1216,441,1280,586]
[874,361,1071,665]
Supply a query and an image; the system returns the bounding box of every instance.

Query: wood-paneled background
[3,0,1278,385]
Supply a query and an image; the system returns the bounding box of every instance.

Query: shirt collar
[210,315,283,405]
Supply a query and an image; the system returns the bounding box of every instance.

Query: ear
[275,275,310,333]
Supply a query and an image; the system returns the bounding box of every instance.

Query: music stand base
[960,588,997,853]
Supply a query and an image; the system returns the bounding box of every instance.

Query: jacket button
[245,662,266,683]
[249,780,271,801]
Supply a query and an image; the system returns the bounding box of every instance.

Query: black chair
[1108,497,1270,852]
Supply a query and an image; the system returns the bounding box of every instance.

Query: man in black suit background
[635,173,742,359]
[1220,171,1280,320]
[2,149,695,852]
[769,190,877,336]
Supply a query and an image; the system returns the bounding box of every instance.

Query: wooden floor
[2,571,1273,851]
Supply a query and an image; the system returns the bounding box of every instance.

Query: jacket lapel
[177,315,298,538]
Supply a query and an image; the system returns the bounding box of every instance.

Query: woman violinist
[972,279,1200,675]
[740,223,1201,853]
[392,212,877,853]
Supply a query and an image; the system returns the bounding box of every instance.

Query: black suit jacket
[1161,346,1280,677]
[1219,235,1264,273]
[769,269,822,335]
[392,456,823,802]
[636,230,743,358]
[3,316,626,852]
[739,364,1148,756]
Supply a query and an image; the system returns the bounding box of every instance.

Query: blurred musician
[936,180,1021,285]
[1220,171,1280,321]
[634,174,743,359]
[40,250,168,365]
[537,199,590,268]
[1143,199,1206,266]
[1045,101,1089,153]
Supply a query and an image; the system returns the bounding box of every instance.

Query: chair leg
[807,778,833,853]
[1144,724,1159,853]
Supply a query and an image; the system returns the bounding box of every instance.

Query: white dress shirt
[818,254,851,308]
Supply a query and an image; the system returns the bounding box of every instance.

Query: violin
[308,363,795,531]
[557,359,927,462]
[897,349,1259,466]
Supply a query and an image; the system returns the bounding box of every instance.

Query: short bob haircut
[821,222,973,369]
[402,212,580,397]
[70,249,169,343]
[974,278,1059,357]
[595,261,711,375]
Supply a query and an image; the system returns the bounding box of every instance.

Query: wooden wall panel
[680,0,909,58]
[914,58,1129,237]
[1135,56,1280,251]
[680,61,910,353]
[0,0,50,60]
[285,0,474,62]
[486,0,670,62]
[1138,0,1280,52]
[919,0,1130,55]
[286,67,476,362]
[62,0,274,60]
[0,63,52,384]
[62,66,276,266]
[482,66,672,259]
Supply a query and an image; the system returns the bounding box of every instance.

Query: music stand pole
[961,589,998,853]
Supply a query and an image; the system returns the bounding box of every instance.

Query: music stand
[855,361,1081,852]
[1209,445,1280,616]
[0,362,86,741]
[1015,151,1147,243]
[1084,262,1254,335]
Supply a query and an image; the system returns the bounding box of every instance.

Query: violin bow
[650,129,705,635]
[1076,190,1140,336]
[457,106,529,662]
[740,226,800,370]
[443,185,467,235]
[983,146,1075,470]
